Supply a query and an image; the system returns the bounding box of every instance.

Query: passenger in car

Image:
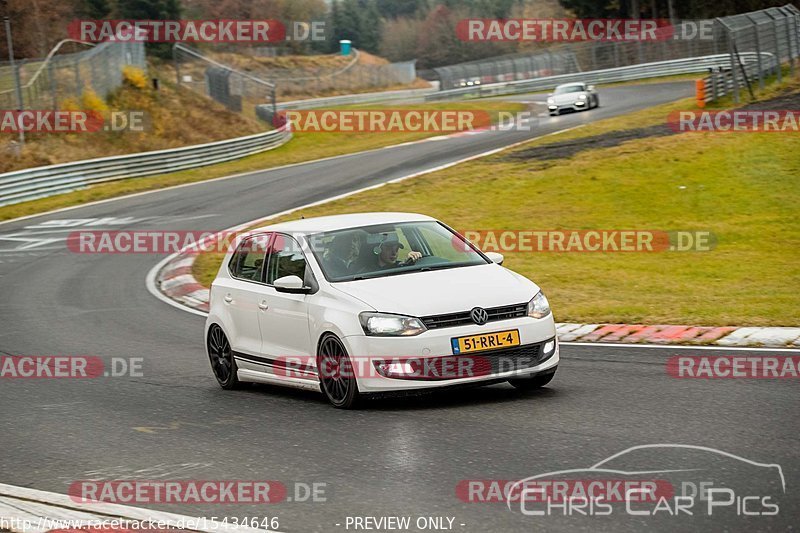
[324,233,358,278]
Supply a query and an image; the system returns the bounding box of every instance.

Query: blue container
[339,40,352,56]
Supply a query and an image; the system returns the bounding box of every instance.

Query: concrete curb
[155,250,800,348]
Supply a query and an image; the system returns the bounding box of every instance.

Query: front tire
[207,324,241,389]
[508,368,557,391]
[318,334,361,409]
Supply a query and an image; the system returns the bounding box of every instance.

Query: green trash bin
[339,40,352,55]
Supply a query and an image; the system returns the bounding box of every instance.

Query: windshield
[309,221,488,282]
[554,84,585,94]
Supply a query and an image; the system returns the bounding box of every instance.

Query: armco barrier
[0,127,291,207]
[255,86,437,122]
[424,53,775,101]
[0,49,789,208]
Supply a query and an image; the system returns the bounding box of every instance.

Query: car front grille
[421,303,527,329]
[472,341,551,376]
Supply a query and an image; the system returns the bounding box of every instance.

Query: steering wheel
[405,255,439,267]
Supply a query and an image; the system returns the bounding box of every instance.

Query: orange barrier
[696,78,706,108]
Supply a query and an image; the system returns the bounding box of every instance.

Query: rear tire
[207,324,241,389]
[318,334,361,409]
[509,368,557,391]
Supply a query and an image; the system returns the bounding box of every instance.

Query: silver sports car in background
[547,82,599,116]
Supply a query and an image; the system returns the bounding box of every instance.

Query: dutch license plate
[451,329,520,355]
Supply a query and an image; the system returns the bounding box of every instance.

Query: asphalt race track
[1,82,798,532]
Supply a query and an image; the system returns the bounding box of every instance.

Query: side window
[266,234,307,284]
[229,233,270,282]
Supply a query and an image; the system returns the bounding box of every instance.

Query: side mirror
[485,252,504,265]
[587,85,596,91]
[273,275,311,294]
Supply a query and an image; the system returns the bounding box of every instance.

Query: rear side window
[229,233,270,282]
[266,234,307,284]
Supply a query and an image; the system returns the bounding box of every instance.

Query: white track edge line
[144,124,586,318]
[0,117,546,227]
[561,341,800,352]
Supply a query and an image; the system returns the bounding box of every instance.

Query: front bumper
[549,100,587,113]
[342,317,558,392]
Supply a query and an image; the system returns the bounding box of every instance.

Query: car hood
[552,92,585,104]
[333,263,539,316]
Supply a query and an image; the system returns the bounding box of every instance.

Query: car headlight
[527,291,551,319]
[578,94,587,100]
[547,97,555,104]
[359,312,427,336]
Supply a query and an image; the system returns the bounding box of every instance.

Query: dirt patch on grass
[740,87,800,110]
[503,123,674,162]
[503,86,800,162]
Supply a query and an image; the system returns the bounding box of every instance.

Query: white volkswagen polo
[205,213,558,408]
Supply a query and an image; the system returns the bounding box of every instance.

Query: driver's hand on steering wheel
[404,251,423,264]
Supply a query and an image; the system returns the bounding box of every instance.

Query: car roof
[251,212,436,235]
[556,82,585,88]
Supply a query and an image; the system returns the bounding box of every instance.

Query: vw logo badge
[470,307,489,325]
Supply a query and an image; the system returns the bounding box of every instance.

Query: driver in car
[375,233,422,269]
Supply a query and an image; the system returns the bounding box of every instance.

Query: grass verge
[194,82,800,326]
[0,101,526,222]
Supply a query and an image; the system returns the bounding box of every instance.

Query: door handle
[223,295,233,304]
[258,301,269,311]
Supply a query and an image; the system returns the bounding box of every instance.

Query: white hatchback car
[205,213,558,408]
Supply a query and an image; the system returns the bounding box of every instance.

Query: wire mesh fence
[433,49,580,89]
[173,43,277,122]
[173,43,419,118]
[433,5,799,99]
[0,40,146,111]
[711,5,800,103]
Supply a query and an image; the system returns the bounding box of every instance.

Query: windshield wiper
[418,263,467,272]
[341,263,481,282]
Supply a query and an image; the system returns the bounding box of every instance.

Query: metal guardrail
[0,53,776,208]
[701,56,776,103]
[0,127,291,207]
[275,87,437,110]
[1,6,795,210]
[255,86,437,122]
[256,87,439,123]
[424,53,771,101]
